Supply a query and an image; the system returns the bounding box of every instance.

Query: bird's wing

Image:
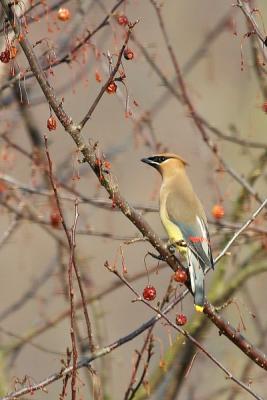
[166,196,213,272]
[185,216,214,271]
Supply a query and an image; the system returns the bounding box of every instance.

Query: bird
[141,153,214,312]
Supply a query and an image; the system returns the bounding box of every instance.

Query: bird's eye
[150,156,168,164]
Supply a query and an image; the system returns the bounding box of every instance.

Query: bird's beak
[141,157,152,166]
[141,157,159,169]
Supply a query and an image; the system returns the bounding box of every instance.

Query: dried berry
[9,46,17,59]
[95,70,102,82]
[47,116,57,131]
[57,8,71,21]
[124,48,134,60]
[117,14,128,26]
[50,211,61,228]
[106,81,117,94]
[143,285,157,301]
[0,50,10,64]
[175,313,187,326]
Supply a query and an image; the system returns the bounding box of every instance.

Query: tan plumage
[142,153,214,311]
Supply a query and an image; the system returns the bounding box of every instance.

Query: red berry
[262,101,267,113]
[173,269,188,284]
[212,204,225,220]
[57,7,71,21]
[95,70,102,82]
[47,116,57,131]
[175,313,187,326]
[106,81,117,94]
[123,48,134,60]
[143,285,156,301]
[0,50,10,63]
[117,14,128,26]
[50,211,61,228]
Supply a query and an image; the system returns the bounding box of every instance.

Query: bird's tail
[187,250,205,312]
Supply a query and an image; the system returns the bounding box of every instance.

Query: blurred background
[0,0,267,399]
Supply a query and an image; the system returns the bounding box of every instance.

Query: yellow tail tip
[195,305,204,313]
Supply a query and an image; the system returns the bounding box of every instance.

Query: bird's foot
[167,243,176,254]
[167,240,187,252]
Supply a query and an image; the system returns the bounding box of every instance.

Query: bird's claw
[167,244,176,254]
[167,240,187,253]
[175,240,187,248]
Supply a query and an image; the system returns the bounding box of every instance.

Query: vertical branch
[44,137,96,353]
[68,201,79,400]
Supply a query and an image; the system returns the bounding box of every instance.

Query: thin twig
[215,198,267,263]
[78,20,139,130]
[68,201,79,400]
[0,207,21,249]
[236,0,267,51]
[127,336,154,400]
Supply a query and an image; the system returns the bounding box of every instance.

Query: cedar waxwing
[141,153,214,312]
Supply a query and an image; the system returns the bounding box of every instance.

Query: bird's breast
[159,195,187,255]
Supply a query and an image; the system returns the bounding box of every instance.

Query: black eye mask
[150,156,169,164]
